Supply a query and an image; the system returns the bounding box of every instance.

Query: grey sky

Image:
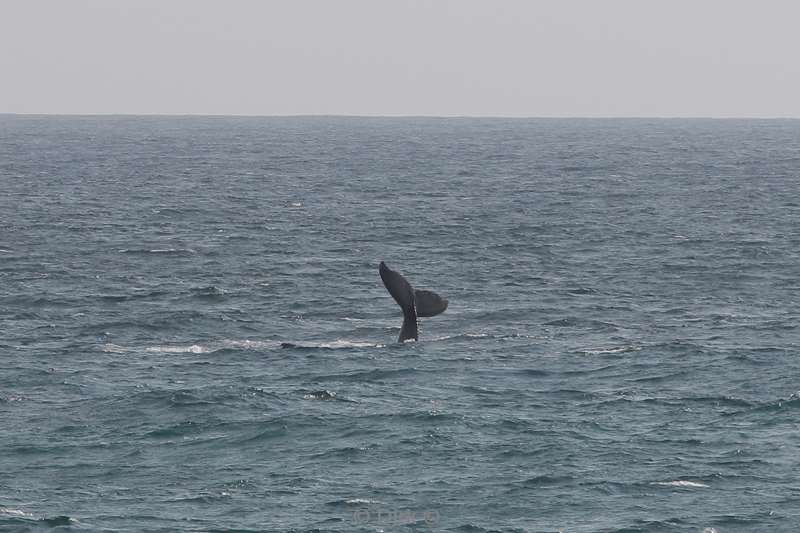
[2,0,799,117]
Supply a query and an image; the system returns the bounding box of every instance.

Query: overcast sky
[2,0,799,117]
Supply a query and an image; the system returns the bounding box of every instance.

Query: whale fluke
[414,289,449,317]
[379,261,448,342]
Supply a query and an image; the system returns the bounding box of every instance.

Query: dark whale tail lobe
[379,261,448,342]
[414,289,448,317]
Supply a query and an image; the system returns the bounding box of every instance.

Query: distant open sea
[1,116,800,532]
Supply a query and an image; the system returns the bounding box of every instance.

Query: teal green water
[2,116,800,532]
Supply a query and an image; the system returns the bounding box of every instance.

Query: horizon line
[2,112,800,120]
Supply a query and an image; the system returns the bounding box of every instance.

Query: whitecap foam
[344,498,383,505]
[651,480,709,488]
[0,507,33,517]
[282,340,386,349]
[117,248,196,254]
[100,343,128,354]
[318,340,385,349]
[428,333,490,342]
[0,394,25,402]
[580,345,641,355]
[220,339,281,350]
[150,248,196,254]
[304,390,337,400]
[145,344,211,354]
[112,339,283,355]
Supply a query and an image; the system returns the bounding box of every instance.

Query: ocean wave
[2,295,71,307]
[0,393,26,403]
[117,247,196,255]
[521,474,574,487]
[82,313,207,333]
[309,444,379,459]
[429,332,490,341]
[0,507,76,527]
[304,367,419,383]
[512,368,551,377]
[651,480,709,488]
[567,286,598,295]
[190,285,227,299]
[101,339,282,354]
[578,344,641,355]
[426,332,541,343]
[146,344,212,354]
[302,390,339,401]
[544,317,620,330]
[100,343,128,353]
[101,338,392,355]
[625,372,691,384]
[452,525,527,533]
[325,498,384,507]
[97,289,169,302]
[144,420,204,439]
[222,339,279,350]
[280,340,386,350]
[745,393,800,413]
[0,507,33,518]
[595,393,756,409]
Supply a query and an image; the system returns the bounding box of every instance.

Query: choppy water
[1,116,800,532]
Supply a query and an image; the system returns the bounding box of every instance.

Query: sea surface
[1,116,800,532]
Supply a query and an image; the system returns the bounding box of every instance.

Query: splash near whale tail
[379,261,448,342]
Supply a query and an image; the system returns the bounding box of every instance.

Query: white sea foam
[281,339,386,349]
[318,340,385,349]
[123,338,381,355]
[428,333,490,342]
[117,248,196,254]
[220,339,280,350]
[0,507,33,517]
[146,344,210,354]
[1,394,25,402]
[304,390,337,400]
[100,343,128,354]
[652,480,709,488]
[105,339,283,355]
[580,345,641,355]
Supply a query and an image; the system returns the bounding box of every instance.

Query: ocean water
[1,116,800,532]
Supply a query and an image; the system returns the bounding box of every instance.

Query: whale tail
[414,289,449,317]
[379,261,448,342]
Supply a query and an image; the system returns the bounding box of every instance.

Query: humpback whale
[379,261,448,342]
